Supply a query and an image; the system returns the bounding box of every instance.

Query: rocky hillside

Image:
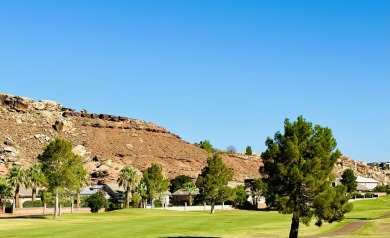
[334,156,390,185]
[0,93,262,184]
[1,93,388,186]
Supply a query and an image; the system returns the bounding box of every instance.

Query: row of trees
[0,164,48,213]
[0,116,357,238]
[0,138,90,219]
[196,140,253,156]
[117,163,170,209]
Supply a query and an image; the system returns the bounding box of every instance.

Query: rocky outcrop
[334,156,389,185]
[1,92,388,185]
[0,93,262,184]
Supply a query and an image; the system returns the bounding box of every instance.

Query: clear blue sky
[1,1,389,163]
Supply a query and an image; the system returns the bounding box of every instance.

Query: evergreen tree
[200,140,214,153]
[261,116,352,238]
[196,154,234,214]
[245,146,253,156]
[170,175,192,193]
[340,169,357,193]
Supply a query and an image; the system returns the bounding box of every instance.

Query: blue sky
[1,0,389,163]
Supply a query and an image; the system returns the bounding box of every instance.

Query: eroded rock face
[1,92,387,185]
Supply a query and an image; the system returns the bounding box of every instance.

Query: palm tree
[182,182,197,206]
[26,164,46,204]
[0,176,13,213]
[7,165,26,208]
[117,166,142,208]
[74,166,90,208]
[137,181,148,208]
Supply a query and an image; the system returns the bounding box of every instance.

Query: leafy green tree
[170,175,192,193]
[7,165,26,208]
[118,166,142,208]
[0,176,12,213]
[195,154,234,214]
[143,164,170,207]
[37,138,84,218]
[26,164,46,203]
[340,169,357,193]
[86,190,106,213]
[199,140,214,153]
[260,116,352,238]
[131,192,142,208]
[232,185,247,206]
[248,178,265,206]
[182,182,197,206]
[245,146,253,156]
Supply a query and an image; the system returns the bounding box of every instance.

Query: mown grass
[1,195,389,238]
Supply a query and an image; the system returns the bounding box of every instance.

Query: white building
[333,176,380,191]
[356,176,379,191]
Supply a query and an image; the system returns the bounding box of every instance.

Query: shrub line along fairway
[0,196,389,238]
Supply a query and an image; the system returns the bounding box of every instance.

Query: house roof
[19,187,44,197]
[356,176,379,183]
[172,189,199,196]
[80,186,98,196]
[104,183,125,192]
[356,184,370,191]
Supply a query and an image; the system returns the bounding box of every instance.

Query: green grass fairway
[1,195,389,238]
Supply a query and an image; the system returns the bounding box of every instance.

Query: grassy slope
[1,196,389,238]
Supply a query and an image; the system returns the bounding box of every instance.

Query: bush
[153,199,162,208]
[373,185,390,194]
[34,200,43,207]
[106,202,121,211]
[86,191,107,213]
[60,200,71,207]
[351,193,364,199]
[23,201,34,208]
[23,200,43,207]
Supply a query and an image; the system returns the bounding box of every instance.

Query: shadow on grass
[160,237,220,238]
[0,215,49,219]
[345,217,372,221]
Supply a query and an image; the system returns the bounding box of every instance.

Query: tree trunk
[15,186,20,208]
[53,188,59,219]
[210,199,215,214]
[125,186,130,208]
[32,187,37,204]
[76,190,81,208]
[1,199,5,214]
[289,214,300,238]
[189,193,192,206]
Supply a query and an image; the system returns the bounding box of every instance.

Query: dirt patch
[306,222,367,237]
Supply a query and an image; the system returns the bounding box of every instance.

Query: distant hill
[0,93,262,184]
